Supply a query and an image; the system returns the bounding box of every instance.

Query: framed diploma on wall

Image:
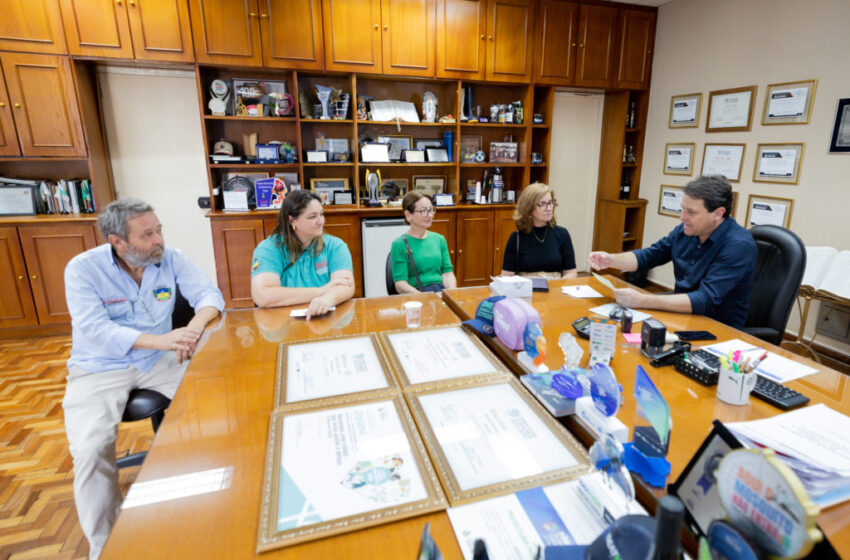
[274,334,398,409]
[405,378,590,505]
[829,98,850,153]
[745,194,793,229]
[658,185,685,217]
[669,93,702,128]
[663,143,695,175]
[256,396,446,552]
[706,85,757,133]
[762,80,816,125]
[753,143,804,184]
[701,143,745,182]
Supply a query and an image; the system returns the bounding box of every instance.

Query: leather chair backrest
[172,287,195,328]
[745,225,806,342]
[386,252,398,295]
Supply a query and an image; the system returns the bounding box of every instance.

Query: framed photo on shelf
[310,177,349,195]
[403,150,426,163]
[333,191,354,205]
[829,98,850,153]
[762,79,816,125]
[256,397,447,552]
[489,142,518,163]
[412,175,446,196]
[706,85,757,133]
[305,150,328,163]
[361,143,390,163]
[377,135,413,162]
[669,93,702,128]
[753,143,804,184]
[414,139,443,151]
[701,144,745,182]
[663,143,695,175]
[460,135,483,163]
[380,178,408,200]
[658,185,685,217]
[426,148,449,162]
[745,194,793,229]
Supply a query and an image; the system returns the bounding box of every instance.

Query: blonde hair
[513,182,557,234]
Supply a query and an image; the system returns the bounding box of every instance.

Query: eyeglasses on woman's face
[536,199,555,209]
[413,207,436,216]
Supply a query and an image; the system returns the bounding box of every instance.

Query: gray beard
[122,244,164,267]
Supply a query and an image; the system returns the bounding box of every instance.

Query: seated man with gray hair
[588,175,757,328]
[63,198,224,559]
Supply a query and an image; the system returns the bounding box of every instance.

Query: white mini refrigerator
[361,217,408,297]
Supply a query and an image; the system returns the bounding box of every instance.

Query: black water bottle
[649,495,685,559]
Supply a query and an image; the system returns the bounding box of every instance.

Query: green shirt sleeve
[390,237,410,283]
[439,234,453,273]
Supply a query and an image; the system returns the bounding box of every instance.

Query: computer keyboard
[751,375,810,410]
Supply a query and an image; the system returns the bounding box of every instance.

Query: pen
[747,351,768,373]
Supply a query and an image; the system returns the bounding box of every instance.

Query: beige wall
[98,66,217,283]
[642,0,850,351]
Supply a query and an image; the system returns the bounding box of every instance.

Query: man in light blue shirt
[63,198,223,559]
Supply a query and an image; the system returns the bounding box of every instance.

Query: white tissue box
[490,276,533,298]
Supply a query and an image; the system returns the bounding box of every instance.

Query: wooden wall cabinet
[0,52,86,157]
[613,8,655,90]
[492,208,515,275]
[60,0,195,63]
[534,0,578,85]
[456,209,495,286]
[0,222,98,331]
[0,0,68,55]
[189,0,263,66]
[323,0,434,76]
[210,217,265,309]
[261,0,325,70]
[437,0,532,82]
[573,3,617,88]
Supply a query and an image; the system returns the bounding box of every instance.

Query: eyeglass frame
[536,199,556,209]
[412,207,437,216]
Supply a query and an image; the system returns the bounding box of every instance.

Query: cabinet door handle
[374,23,379,30]
[17,275,23,281]
[31,274,38,280]
[384,25,388,31]
[116,0,121,4]
[249,12,257,17]
[495,246,500,251]
[0,102,5,108]
[571,42,576,47]
[579,43,584,48]
[14,103,21,108]
[260,13,268,18]
[459,249,463,254]
[488,35,493,41]
[128,0,135,5]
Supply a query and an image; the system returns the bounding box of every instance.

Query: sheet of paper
[285,336,388,402]
[289,306,335,317]
[278,400,428,530]
[757,149,796,178]
[591,272,615,293]
[418,384,579,491]
[447,472,645,560]
[753,352,817,383]
[766,87,808,118]
[666,146,692,170]
[386,327,497,384]
[589,303,652,325]
[561,285,604,298]
[672,99,698,124]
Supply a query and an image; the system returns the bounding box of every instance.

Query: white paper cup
[403,301,423,328]
[716,368,757,406]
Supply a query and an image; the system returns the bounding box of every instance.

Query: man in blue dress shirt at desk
[63,199,224,559]
[588,175,757,329]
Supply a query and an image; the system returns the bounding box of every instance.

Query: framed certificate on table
[405,378,590,505]
[275,334,398,409]
[663,143,695,175]
[669,93,702,128]
[745,194,793,229]
[762,80,816,125]
[753,143,804,184]
[257,396,447,552]
[701,143,745,182]
[706,86,757,132]
[379,326,510,390]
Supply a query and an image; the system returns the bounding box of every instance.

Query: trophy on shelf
[366,168,382,207]
[208,79,230,116]
[315,85,332,120]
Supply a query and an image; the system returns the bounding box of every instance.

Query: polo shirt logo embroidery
[153,286,173,301]
[315,257,328,275]
[252,257,260,271]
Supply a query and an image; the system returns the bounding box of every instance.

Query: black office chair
[386,253,398,295]
[741,225,806,346]
[116,288,193,468]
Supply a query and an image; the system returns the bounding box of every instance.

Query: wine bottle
[619,170,631,200]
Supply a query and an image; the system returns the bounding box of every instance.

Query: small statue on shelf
[422,92,438,123]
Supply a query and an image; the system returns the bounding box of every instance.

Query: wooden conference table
[442,277,850,556]
[102,280,850,558]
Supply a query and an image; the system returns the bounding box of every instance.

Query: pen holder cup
[716,368,757,406]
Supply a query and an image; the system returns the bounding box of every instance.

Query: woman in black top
[500,182,577,278]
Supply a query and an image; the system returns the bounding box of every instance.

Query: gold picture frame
[658,184,685,217]
[404,378,591,505]
[668,93,702,128]
[256,395,447,552]
[378,326,510,392]
[309,177,349,191]
[701,143,746,182]
[706,85,757,133]
[376,134,413,161]
[412,175,447,196]
[752,143,804,185]
[745,194,794,229]
[762,79,817,126]
[663,143,696,175]
[274,333,399,410]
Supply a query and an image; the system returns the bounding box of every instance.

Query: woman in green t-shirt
[390,192,457,293]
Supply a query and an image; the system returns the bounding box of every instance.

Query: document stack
[727,404,850,508]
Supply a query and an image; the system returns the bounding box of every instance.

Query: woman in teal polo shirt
[390,192,457,293]
[251,190,354,318]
